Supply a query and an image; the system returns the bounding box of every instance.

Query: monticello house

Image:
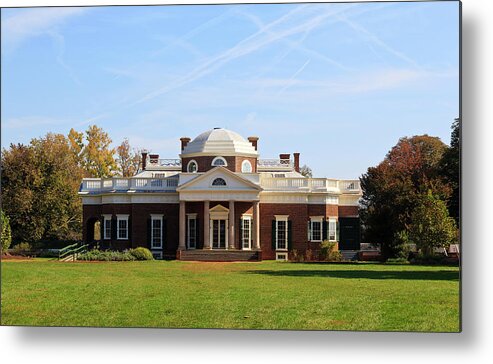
[79,128,362,261]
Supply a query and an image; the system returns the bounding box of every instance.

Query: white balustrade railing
[257,159,293,168]
[81,177,179,193]
[260,177,361,192]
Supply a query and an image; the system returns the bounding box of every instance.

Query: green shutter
[162,218,167,249]
[288,221,293,250]
[271,220,276,250]
[147,217,152,248]
[239,218,243,249]
[307,220,311,241]
[323,220,328,241]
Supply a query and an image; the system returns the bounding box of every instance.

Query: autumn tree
[360,135,451,259]
[1,134,83,244]
[116,138,142,177]
[409,192,457,255]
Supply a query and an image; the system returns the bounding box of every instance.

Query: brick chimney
[248,136,259,151]
[180,137,191,151]
[279,153,290,160]
[293,152,300,173]
[141,151,148,170]
[149,154,159,165]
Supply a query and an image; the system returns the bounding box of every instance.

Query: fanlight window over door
[212,178,227,186]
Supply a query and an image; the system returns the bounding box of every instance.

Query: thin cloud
[2,7,87,52]
[277,59,311,95]
[133,4,354,105]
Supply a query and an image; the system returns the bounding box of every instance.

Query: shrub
[11,242,33,256]
[410,253,447,266]
[129,247,154,261]
[320,240,342,262]
[77,249,136,261]
[291,249,304,263]
[305,249,313,262]
[385,257,410,265]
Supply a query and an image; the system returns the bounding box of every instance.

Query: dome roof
[181,128,258,156]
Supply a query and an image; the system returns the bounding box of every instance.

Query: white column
[203,201,211,249]
[179,201,186,250]
[228,200,235,249]
[253,201,260,250]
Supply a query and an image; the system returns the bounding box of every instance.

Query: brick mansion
[79,128,362,261]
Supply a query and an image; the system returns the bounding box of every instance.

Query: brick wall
[338,205,359,217]
[181,156,257,173]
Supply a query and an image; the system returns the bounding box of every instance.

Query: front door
[211,219,227,249]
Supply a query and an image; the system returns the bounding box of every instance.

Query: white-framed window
[211,156,227,167]
[151,251,163,260]
[328,218,337,241]
[241,215,252,250]
[151,214,163,248]
[116,214,129,240]
[309,216,323,242]
[276,252,289,261]
[103,214,112,240]
[211,177,227,186]
[187,160,198,173]
[275,215,289,251]
[241,160,252,173]
[187,214,197,249]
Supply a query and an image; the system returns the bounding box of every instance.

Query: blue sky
[1,1,459,179]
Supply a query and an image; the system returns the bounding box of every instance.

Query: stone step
[179,249,261,262]
[340,250,359,261]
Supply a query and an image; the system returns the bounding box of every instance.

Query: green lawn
[1,259,460,332]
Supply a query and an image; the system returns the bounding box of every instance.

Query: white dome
[181,128,258,156]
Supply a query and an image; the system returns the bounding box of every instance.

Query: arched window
[212,178,227,186]
[211,156,227,167]
[187,160,198,173]
[241,160,252,173]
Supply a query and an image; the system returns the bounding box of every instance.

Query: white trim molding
[187,160,198,173]
[116,214,129,240]
[211,156,228,167]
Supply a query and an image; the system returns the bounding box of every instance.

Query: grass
[1,259,460,332]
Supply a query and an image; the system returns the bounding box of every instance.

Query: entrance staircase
[340,250,359,261]
[178,249,261,262]
[58,243,88,262]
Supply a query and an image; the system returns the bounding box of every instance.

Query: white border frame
[150,214,163,249]
[187,159,198,173]
[102,214,112,240]
[211,156,228,167]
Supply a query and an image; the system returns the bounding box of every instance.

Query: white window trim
[241,160,252,173]
[151,214,163,249]
[309,216,324,242]
[102,214,112,240]
[328,218,338,242]
[116,214,129,240]
[275,215,289,251]
[187,213,197,249]
[187,160,198,173]
[241,215,252,250]
[276,252,289,261]
[211,156,228,167]
[151,251,163,260]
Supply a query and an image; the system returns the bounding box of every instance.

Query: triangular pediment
[176,167,262,192]
[210,204,229,213]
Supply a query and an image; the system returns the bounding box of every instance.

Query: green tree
[360,135,450,259]
[1,210,12,253]
[1,133,83,244]
[440,118,460,225]
[409,192,457,255]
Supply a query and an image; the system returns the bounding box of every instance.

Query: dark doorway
[339,217,360,250]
